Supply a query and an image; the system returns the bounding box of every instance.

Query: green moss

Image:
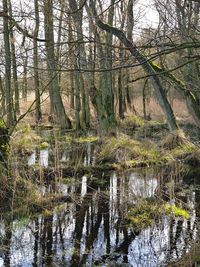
[64,135,73,144]
[164,204,189,219]
[13,216,30,229]
[43,209,53,217]
[99,136,162,166]
[0,119,5,128]
[74,136,99,143]
[11,126,42,154]
[122,115,146,128]
[38,142,49,149]
[99,136,141,162]
[128,200,189,230]
[127,200,161,229]
[170,143,197,158]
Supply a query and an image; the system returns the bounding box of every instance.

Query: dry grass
[19,91,75,125]
[132,97,192,123]
[18,92,194,127]
[161,129,191,150]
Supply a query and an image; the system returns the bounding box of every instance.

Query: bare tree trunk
[34,0,42,122]
[68,16,75,110]
[8,0,19,116]
[43,0,72,129]
[68,0,90,130]
[22,47,28,100]
[3,0,14,126]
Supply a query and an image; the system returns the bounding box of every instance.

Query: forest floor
[14,91,200,170]
[19,91,193,127]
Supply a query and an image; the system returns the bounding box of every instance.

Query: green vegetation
[127,200,161,229]
[73,136,99,144]
[164,204,189,219]
[128,200,189,230]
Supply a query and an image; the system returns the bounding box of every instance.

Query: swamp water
[0,139,200,267]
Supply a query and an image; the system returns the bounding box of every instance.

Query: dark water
[0,160,199,267]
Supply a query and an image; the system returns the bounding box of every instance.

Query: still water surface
[0,164,199,266]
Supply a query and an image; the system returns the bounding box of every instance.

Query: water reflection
[27,142,95,168]
[39,149,48,168]
[0,166,199,267]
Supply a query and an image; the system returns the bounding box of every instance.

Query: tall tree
[8,0,19,115]
[3,0,14,126]
[43,0,72,129]
[33,0,42,122]
[68,0,90,130]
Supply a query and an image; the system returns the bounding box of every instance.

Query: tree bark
[8,0,19,116]
[43,0,72,129]
[34,0,42,122]
[3,0,14,126]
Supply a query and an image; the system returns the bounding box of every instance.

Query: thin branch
[0,10,46,42]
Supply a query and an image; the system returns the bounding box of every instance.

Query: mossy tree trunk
[155,0,200,128]
[3,0,14,127]
[0,75,6,115]
[90,0,178,132]
[103,0,116,126]
[150,62,200,128]
[68,0,90,130]
[86,1,117,134]
[0,121,9,163]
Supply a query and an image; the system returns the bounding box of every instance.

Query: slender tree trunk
[103,0,116,125]
[118,68,125,119]
[56,0,65,85]
[68,16,75,110]
[118,1,126,119]
[8,0,19,115]
[34,0,42,122]
[74,65,81,130]
[3,0,14,126]
[22,48,28,99]
[0,75,6,115]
